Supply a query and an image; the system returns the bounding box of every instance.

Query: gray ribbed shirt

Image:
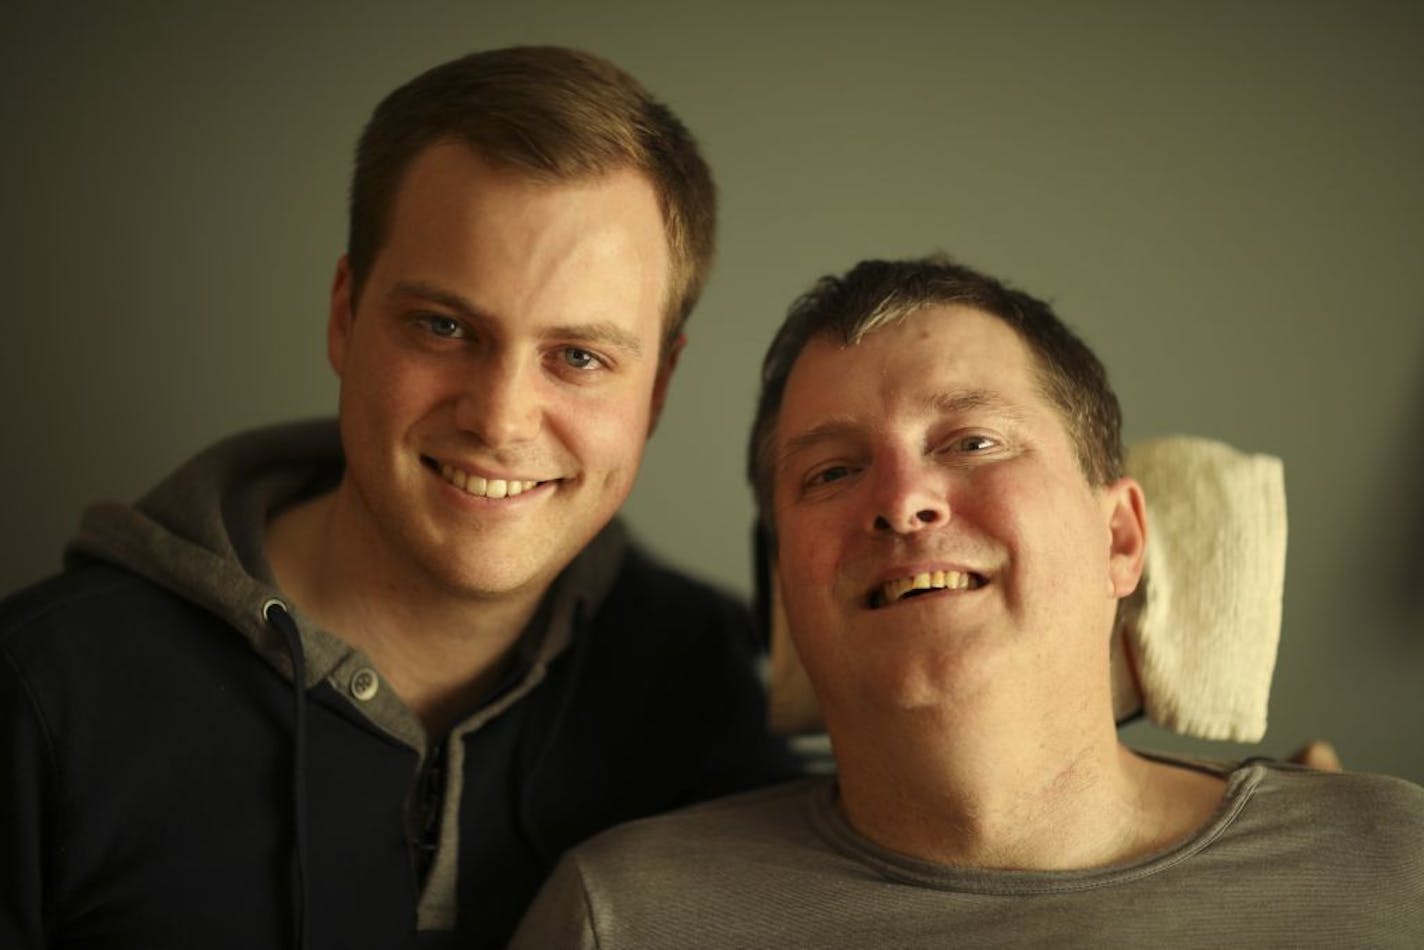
[510,759,1424,948]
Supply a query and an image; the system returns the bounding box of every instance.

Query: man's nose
[867,456,950,535]
[452,354,541,447]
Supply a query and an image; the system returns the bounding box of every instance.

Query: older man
[0,47,793,949]
[510,256,1424,948]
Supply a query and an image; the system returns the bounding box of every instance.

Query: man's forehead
[392,141,654,217]
[383,143,674,316]
[785,306,1036,401]
[771,308,1065,458]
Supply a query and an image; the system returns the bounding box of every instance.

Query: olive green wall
[5,1,1422,781]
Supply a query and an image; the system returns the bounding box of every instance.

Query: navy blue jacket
[0,423,796,949]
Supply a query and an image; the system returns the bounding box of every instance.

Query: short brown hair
[748,255,1124,526]
[347,46,716,359]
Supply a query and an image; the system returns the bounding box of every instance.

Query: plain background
[4,1,1421,782]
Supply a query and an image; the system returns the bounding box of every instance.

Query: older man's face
[770,304,1141,716]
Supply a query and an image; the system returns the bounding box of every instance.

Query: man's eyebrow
[776,419,862,469]
[387,281,644,358]
[925,389,1026,420]
[388,280,485,319]
[775,389,1028,469]
[543,322,644,358]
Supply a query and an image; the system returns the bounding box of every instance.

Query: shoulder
[0,563,232,699]
[0,567,183,749]
[1209,761,1424,933]
[516,779,846,947]
[513,779,868,950]
[564,778,830,892]
[519,538,797,825]
[590,541,757,653]
[591,778,825,849]
[1,563,175,648]
[1248,759,1424,823]
[1248,759,1424,807]
[1229,760,1424,876]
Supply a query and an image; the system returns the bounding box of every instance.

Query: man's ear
[1104,476,1148,599]
[647,332,685,437]
[328,255,355,377]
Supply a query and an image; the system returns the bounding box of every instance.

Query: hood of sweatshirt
[64,417,627,744]
[67,418,342,682]
[64,417,634,939]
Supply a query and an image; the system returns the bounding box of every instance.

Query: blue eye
[561,347,603,370]
[419,315,465,339]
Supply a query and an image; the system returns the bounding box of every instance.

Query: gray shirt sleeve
[507,854,599,950]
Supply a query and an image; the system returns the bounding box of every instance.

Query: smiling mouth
[868,570,987,609]
[423,457,550,499]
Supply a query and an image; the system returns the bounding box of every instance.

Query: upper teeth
[439,464,539,499]
[880,570,973,604]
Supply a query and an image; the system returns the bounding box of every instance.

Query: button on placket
[350,667,380,702]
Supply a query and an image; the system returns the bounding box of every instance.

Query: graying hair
[747,255,1123,534]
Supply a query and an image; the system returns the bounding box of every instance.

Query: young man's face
[769,305,1142,716]
[328,142,675,602]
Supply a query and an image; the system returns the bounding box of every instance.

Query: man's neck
[827,687,1224,872]
[265,486,547,736]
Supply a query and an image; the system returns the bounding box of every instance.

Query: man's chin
[419,550,556,603]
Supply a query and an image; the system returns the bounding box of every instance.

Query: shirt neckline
[807,759,1265,895]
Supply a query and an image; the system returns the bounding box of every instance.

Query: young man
[510,256,1424,948]
[0,48,793,949]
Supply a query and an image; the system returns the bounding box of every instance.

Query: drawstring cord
[263,598,310,950]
